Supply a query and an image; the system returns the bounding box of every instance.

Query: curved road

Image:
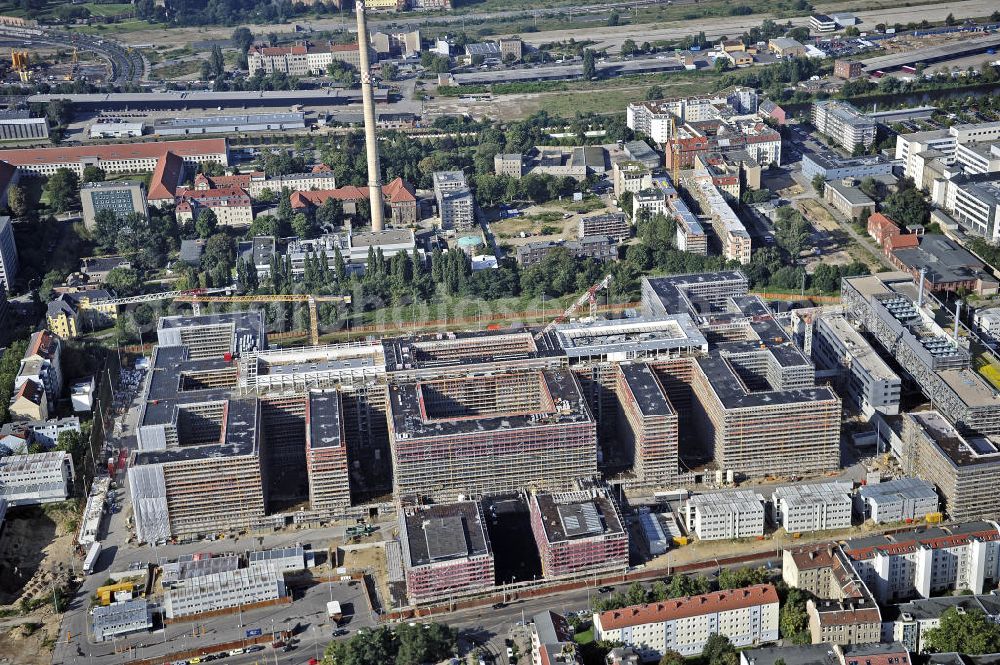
[0,28,145,84]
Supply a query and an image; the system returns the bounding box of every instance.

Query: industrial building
[843,522,1000,602]
[162,566,287,619]
[685,490,765,541]
[592,584,779,660]
[153,112,306,136]
[398,501,495,602]
[387,370,597,499]
[899,410,1000,522]
[771,482,853,534]
[0,451,74,505]
[80,181,149,229]
[886,234,998,296]
[856,478,940,524]
[0,111,47,142]
[842,272,1000,435]
[91,599,152,642]
[615,363,679,485]
[811,101,876,152]
[811,313,901,417]
[529,487,628,578]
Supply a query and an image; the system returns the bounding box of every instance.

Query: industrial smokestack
[355,0,385,232]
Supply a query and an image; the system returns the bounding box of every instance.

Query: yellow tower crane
[172,293,352,346]
[11,49,29,83]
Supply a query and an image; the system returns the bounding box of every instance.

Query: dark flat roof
[618,363,674,418]
[401,501,491,567]
[307,390,343,450]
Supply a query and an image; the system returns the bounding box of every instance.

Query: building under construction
[387,370,597,500]
[615,363,680,485]
[528,486,628,578]
[398,500,495,602]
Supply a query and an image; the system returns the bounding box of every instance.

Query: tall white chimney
[355,0,385,232]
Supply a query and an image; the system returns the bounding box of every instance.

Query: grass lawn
[151,60,202,79]
[573,628,594,644]
[80,2,134,16]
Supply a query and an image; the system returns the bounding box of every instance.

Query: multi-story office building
[843,522,1000,602]
[812,313,901,417]
[771,482,853,534]
[399,501,495,602]
[16,330,63,405]
[670,197,707,255]
[955,141,1000,176]
[842,272,1000,436]
[433,170,474,230]
[899,410,1000,522]
[529,487,628,578]
[801,151,893,182]
[811,101,876,152]
[162,566,287,619]
[0,215,18,292]
[387,370,597,499]
[80,181,149,229]
[592,584,779,659]
[949,177,1000,242]
[685,490,765,541]
[0,451,74,505]
[615,363,679,485]
[856,478,940,524]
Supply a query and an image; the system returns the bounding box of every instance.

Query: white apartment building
[162,566,287,619]
[0,451,74,505]
[16,330,62,406]
[613,161,652,199]
[593,584,779,660]
[843,522,1000,603]
[771,482,853,533]
[685,490,765,541]
[856,478,940,524]
[625,89,758,143]
[0,215,18,293]
[691,177,751,265]
[812,313,901,417]
[811,101,876,152]
[433,170,474,230]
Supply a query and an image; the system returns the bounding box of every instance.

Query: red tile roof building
[0,138,228,178]
[593,584,779,659]
[290,176,416,225]
[175,187,253,227]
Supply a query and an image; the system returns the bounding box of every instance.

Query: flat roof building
[771,482,853,534]
[685,490,765,541]
[387,370,597,499]
[615,363,679,485]
[399,501,494,603]
[91,599,152,642]
[857,477,940,524]
[0,451,73,505]
[812,101,875,152]
[80,181,148,230]
[529,487,628,578]
[154,112,306,136]
[162,566,287,619]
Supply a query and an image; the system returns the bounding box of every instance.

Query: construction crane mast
[11,49,29,82]
[534,273,613,340]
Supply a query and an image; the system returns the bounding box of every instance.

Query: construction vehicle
[10,49,29,82]
[534,273,613,340]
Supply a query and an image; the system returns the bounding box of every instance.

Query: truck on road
[83,542,102,575]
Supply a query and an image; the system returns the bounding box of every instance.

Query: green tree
[923,607,1000,654]
[316,198,343,230]
[44,168,80,213]
[82,165,106,182]
[381,62,399,81]
[945,12,956,26]
[291,212,318,239]
[659,650,685,665]
[882,187,930,227]
[105,267,141,296]
[196,208,219,238]
[779,587,811,645]
[811,174,825,195]
[621,39,637,57]
[608,9,620,25]
[717,567,768,590]
[703,633,737,665]
[625,581,648,606]
[231,27,254,52]
[774,206,810,259]
[582,49,597,79]
[645,85,665,100]
[6,183,28,218]
[210,44,226,78]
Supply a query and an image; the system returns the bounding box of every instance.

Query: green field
[80,2,134,16]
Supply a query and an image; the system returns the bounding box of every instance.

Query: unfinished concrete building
[615,363,679,486]
[387,370,597,499]
[399,501,495,603]
[529,487,629,578]
[305,390,350,512]
[900,410,1000,521]
[842,273,1000,435]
